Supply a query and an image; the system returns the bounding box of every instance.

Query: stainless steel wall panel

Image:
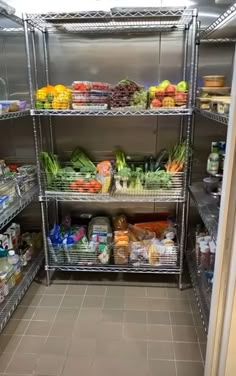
[47,34,160,86]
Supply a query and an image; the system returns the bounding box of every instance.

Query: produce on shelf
[35,84,71,110]
[114,144,185,194]
[165,141,187,172]
[110,79,147,109]
[70,147,96,172]
[149,80,188,108]
[71,81,110,110]
[40,148,111,194]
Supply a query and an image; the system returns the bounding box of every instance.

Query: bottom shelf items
[0,251,44,333]
[186,249,211,333]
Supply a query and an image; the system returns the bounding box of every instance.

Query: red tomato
[70,182,78,191]
[89,179,98,187]
[88,188,96,193]
[83,182,90,191]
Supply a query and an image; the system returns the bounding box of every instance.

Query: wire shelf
[195,108,228,125]
[200,3,236,40]
[0,110,30,121]
[48,243,178,268]
[113,172,184,200]
[186,249,211,333]
[26,8,195,33]
[43,191,184,203]
[0,185,38,231]
[0,252,44,333]
[31,108,191,116]
[189,183,219,242]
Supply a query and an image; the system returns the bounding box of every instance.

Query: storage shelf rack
[200,3,236,41]
[31,108,192,117]
[194,108,228,125]
[186,249,211,333]
[26,8,194,33]
[0,185,38,231]
[0,110,30,121]
[189,183,219,242]
[24,7,198,287]
[0,9,43,332]
[43,191,184,203]
[0,252,44,333]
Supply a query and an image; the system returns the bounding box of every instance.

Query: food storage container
[203,75,225,87]
[199,86,231,96]
[196,97,211,110]
[211,97,230,115]
[0,101,10,113]
[19,101,27,110]
[203,177,219,194]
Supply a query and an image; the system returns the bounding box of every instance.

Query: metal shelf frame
[189,183,219,242]
[43,191,184,203]
[47,264,180,274]
[0,110,30,121]
[186,250,211,333]
[25,8,195,33]
[200,3,236,41]
[23,7,199,287]
[194,108,228,125]
[0,252,44,333]
[31,108,192,116]
[0,185,38,231]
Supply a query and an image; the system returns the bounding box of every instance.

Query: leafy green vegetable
[145,170,172,189]
[115,149,127,172]
[70,147,95,172]
[40,152,60,184]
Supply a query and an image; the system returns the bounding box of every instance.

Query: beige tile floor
[0,273,207,376]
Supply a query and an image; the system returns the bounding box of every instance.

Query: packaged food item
[134,221,168,238]
[114,231,129,265]
[88,217,112,265]
[203,75,225,87]
[113,215,128,231]
[209,240,216,271]
[130,240,149,265]
[196,97,211,110]
[199,241,210,270]
[207,142,220,176]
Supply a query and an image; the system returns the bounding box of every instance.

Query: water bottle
[8,250,22,283]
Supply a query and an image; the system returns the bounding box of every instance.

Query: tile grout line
[59,283,88,376]
[190,300,205,365]
[2,287,45,373]
[169,310,178,376]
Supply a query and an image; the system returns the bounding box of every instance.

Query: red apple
[165,84,176,97]
[175,92,187,105]
[151,99,162,108]
[155,87,165,99]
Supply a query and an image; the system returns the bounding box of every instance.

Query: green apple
[159,80,171,89]
[176,81,188,92]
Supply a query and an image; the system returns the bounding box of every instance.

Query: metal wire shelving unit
[188,5,236,331]
[194,108,228,126]
[0,252,44,333]
[0,185,38,231]
[186,249,211,333]
[0,9,42,331]
[24,7,198,287]
[31,108,192,117]
[189,183,219,243]
[0,110,30,121]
